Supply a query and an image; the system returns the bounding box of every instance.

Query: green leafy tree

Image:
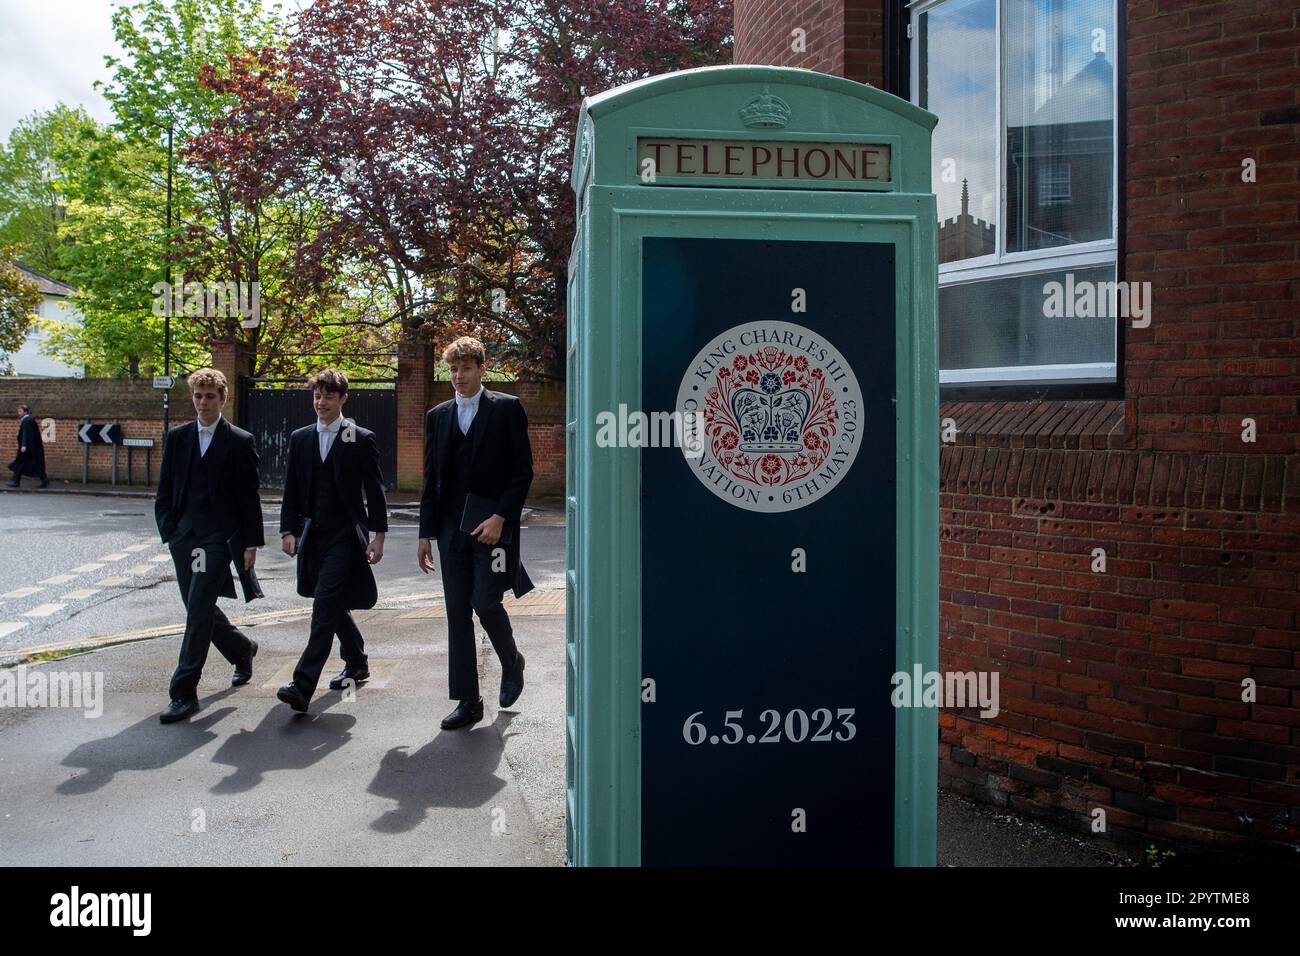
[48,127,205,376]
[45,0,315,377]
[103,0,381,377]
[0,104,98,281]
[0,245,43,372]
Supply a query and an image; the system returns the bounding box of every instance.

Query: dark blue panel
[640,237,896,866]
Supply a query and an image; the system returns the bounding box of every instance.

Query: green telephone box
[565,65,938,866]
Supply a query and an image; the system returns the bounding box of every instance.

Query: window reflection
[1005,0,1115,252]
[919,0,998,264]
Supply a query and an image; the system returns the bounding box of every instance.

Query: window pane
[1004,0,1115,253]
[919,0,997,264]
[939,265,1116,373]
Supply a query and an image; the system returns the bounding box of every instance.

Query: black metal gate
[240,378,397,491]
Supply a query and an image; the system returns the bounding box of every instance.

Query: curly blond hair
[187,368,228,399]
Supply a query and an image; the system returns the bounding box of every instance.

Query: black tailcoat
[418,388,533,599]
[279,419,389,609]
[154,417,265,598]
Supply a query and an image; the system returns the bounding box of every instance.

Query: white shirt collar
[454,385,484,408]
[316,415,344,434]
[197,414,223,434]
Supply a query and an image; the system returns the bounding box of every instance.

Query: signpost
[565,66,939,866]
[77,422,123,445]
[122,437,155,486]
[152,375,175,390]
[78,421,152,485]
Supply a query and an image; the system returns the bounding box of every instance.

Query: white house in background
[7,265,84,378]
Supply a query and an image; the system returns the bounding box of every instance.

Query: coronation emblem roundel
[676,320,864,513]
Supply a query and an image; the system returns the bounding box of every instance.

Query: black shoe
[159,698,199,723]
[38,477,49,488]
[276,684,310,713]
[440,697,484,730]
[231,639,258,686]
[4,481,17,488]
[328,663,370,691]
[499,651,525,708]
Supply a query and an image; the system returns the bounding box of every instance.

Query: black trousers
[168,534,254,701]
[436,514,518,702]
[291,525,368,699]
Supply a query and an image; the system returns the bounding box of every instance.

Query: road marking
[126,564,154,575]
[399,606,441,620]
[63,589,100,600]
[399,589,562,619]
[100,552,129,561]
[39,575,77,586]
[23,603,66,618]
[0,622,28,638]
[149,555,172,563]
[94,576,130,587]
[123,543,152,552]
[70,563,104,573]
[1,587,43,599]
[3,607,314,660]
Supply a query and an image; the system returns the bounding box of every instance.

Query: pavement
[0,488,1134,867]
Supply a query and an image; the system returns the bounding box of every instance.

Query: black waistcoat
[310,432,348,532]
[441,406,479,526]
[183,433,218,539]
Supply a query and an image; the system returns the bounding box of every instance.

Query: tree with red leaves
[197,0,732,379]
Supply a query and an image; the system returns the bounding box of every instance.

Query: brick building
[736,0,1299,860]
[0,371,565,495]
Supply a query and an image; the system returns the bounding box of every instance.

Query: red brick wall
[939,408,1299,861]
[0,378,178,484]
[737,1,1300,860]
[0,376,565,497]
[1125,1,1300,452]
[395,336,432,492]
[734,0,884,86]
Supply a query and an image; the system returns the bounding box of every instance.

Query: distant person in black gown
[7,403,49,488]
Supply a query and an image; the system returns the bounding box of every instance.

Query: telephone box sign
[637,138,892,184]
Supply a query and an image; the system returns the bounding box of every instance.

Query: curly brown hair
[442,336,486,367]
[187,368,228,399]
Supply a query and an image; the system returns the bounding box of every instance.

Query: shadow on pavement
[209,692,356,794]
[57,689,240,795]
[367,712,517,834]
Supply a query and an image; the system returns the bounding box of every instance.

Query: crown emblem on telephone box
[730,375,812,452]
[739,87,791,128]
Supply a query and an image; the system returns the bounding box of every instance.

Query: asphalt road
[0,490,569,866]
[0,491,564,660]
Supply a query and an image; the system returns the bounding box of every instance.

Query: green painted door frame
[566,65,938,866]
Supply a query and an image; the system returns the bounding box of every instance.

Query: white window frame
[908,0,1120,387]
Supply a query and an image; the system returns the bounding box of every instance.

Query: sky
[0,0,305,142]
[0,0,123,140]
